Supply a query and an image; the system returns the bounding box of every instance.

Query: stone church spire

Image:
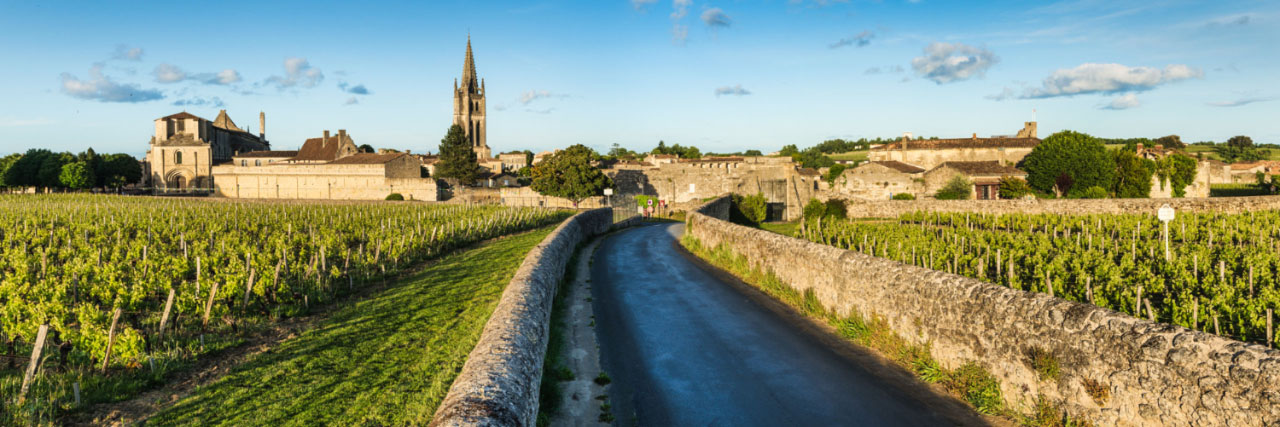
[461,35,478,91]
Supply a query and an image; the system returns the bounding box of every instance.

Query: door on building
[170,176,187,190]
[766,203,786,222]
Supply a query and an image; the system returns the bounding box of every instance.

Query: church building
[144,110,270,190]
[453,36,491,160]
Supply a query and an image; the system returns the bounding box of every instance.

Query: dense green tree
[743,149,763,157]
[530,144,612,206]
[38,152,73,188]
[802,198,826,220]
[1153,135,1185,149]
[823,164,846,184]
[78,148,100,188]
[523,150,534,167]
[0,153,21,188]
[1215,135,1266,163]
[997,176,1033,199]
[934,176,972,200]
[99,153,143,187]
[435,124,480,183]
[779,144,800,157]
[1080,186,1108,199]
[1022,130,1115,197]
[792,147,834,169]
[4,149,52,187]
[823,198,846,219]
[59,162,93,189]
[1111,149,1154,198]
[358,144,375,153]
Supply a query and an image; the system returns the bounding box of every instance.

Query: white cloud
[154,64,241,85]
[173,96,225,108]
[671,0,691,20]
[701,8,731,27]
[61,64,164,103]
[338,82,371,95]
[1207,95,1276,107]
[632,0,659,10]
[714,84,751,96]
[910,42,999,84]
[830,30,874,49]
[1101,93,1140,110]
[111,45,143,61]
[153,63,186,83]
[265,57,324,89]
[519,90,567,105]
[672,24,689,43]
[344,97,359,106]
[1017,63,1202,98]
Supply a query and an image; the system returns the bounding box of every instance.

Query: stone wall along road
[687,195,1280,426]
[431,210,637,427]
[844,194,1280,218]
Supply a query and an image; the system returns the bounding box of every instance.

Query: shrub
[934,176,972,200]
[1080,186,1108,199]
[891,193,915,200]
[385,193,404,201]
[823,198,846,219]
[802,198,826,220]
[1022,130,1115,197]
[823,164,846,185]
[997,176,1033,199]
[730,193,768,225]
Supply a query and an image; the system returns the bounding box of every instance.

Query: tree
[792,147,834,169]
[523,150,534,167]
[652,140,669,155]
[823,198,846,219]
[435,124,480,183]
[731,193,768,225]
[60,162,93,189]
[1215,135,1266,163]
[1081,186,1108,199]
[99,153,142,188]
[823,164,846,184]
[79,148,100,188]
[779,144,800,157]
[743,149,763,157]
[530,144,612,207]
[997,176,1033,199]
[935,176,972,200]
[38,152,73,189]
[358,144,375,153]
[1153,135,1185,149]
[4,149,52,187]
[1111,149,1154,198]
[0,153,21,188]
[802,198,826,220]
[1155,153,1198,197]
[1022,130,1115,197]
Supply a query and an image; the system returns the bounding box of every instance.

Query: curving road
[590,223,978,427]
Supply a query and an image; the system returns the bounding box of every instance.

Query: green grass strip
[147,225,559,426]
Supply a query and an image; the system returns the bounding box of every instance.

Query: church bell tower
[453,36,491,159]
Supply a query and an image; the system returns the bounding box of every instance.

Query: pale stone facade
[604,156,819,220]
[868,122,1040,170]
[921,161,1027,200]
[498,152,528,172]
[144,110,270,189]
[453,36,491,160]
[832,161,925,200]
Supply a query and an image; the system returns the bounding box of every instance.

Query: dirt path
[550,238,612,426]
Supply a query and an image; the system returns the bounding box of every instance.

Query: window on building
[255,160,261,166]
[175,151,183,164]
[177,120,185,132]
[241,160,247,167]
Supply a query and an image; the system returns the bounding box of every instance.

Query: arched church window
[175,151,183,164]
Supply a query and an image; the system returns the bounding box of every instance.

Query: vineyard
[795,210,1278,347]
[0,194,569,423]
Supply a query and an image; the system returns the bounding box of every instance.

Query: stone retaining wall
[845,195,1280,218]
[688,196,1279,426]
[431,209,633,426]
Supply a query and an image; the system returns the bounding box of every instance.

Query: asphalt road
[591,223,965,427]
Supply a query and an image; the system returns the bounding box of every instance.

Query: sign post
[1158,204,1175,261]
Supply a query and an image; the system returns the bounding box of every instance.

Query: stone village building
[144,110,270,189]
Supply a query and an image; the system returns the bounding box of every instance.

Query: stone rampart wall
[687,196,1279,426]
[431,209,628,426]
[845,195,1280,218]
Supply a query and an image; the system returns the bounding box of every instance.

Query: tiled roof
[683,156,744,163]
[879,137,1040,150]
[934,161,1025,176]
[293,135,353,161]
[211,110,245,132]
[327,153,405,165]
[236,150,298,158]
[159,112,205,121]
[867,160,926,174]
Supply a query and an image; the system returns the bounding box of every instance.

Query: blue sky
[0,0,1277,157]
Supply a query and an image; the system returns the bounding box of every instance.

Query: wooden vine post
[17,324,49,405]
[203,283,221,328]
[158,288,176,340]
[101,308,122,372]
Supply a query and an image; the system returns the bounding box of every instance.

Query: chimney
[259,112,266,139]
[972,133,978,139]
[323,130,330,147]
[338,129,346,142]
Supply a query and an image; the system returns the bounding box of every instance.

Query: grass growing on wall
[680,234,1091,426]
[146,225,560,426]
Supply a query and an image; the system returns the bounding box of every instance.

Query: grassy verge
[758,222,800,237]
[145,225,560,426]
[680,235,1087,427]
[535,243,582,427]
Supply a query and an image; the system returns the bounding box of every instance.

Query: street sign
[647,199,654,206]
[603,188,613,196]
[1158,204,1175,222]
